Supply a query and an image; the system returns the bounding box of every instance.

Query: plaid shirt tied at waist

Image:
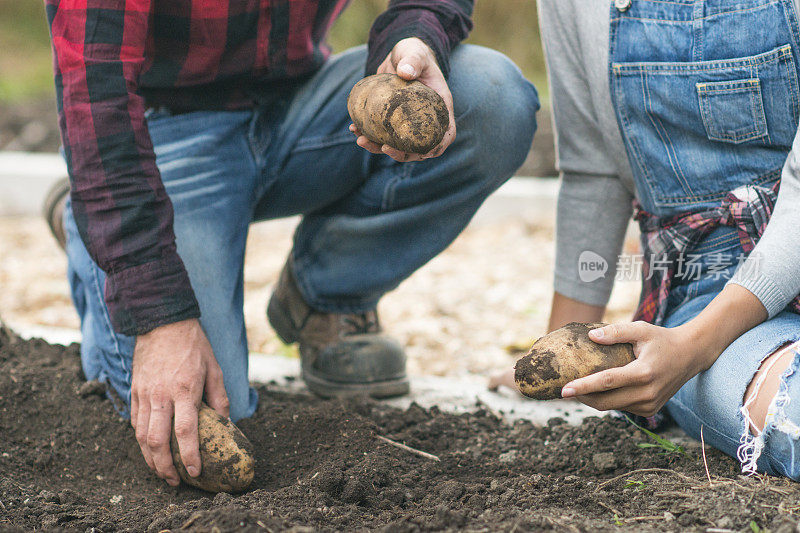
[633,180,800,326]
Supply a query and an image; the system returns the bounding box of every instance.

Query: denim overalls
[610,0,800,478]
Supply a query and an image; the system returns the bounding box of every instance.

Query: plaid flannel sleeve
[46,0,200,337]
[366,0,474,77]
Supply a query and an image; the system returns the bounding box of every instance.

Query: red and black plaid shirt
[46,0,473,336]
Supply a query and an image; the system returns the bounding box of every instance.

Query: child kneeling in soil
[518,0,800,478]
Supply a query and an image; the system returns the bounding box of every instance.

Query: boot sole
[268,294,410,399]
[302,369,410,399]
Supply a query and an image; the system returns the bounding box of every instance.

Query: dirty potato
[347,73,449,154]
[515,322,635,400]
[170,403,255,493]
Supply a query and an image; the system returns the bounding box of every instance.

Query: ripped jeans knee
[738,341,800,476]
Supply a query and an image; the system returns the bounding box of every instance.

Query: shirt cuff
[727,269,791,319]
[367,10,452,77]
[554,272,615,308]
[104,251,201,336]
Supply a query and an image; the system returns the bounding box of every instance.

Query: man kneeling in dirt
[43,1,538,485]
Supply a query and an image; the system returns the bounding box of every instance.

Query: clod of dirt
[498,450,519,464]
[591,452,617,473]
[515,322,635,399]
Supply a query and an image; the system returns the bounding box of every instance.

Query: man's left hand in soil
[130,319,229,486]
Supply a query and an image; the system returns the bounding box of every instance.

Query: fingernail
[187,466,199,477]
[398,63,416,77]
[561,387,576,398]
[590,328,604,339]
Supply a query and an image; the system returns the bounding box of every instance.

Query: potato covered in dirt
[170,403,255,493]
[514,322,635,400]
[347,73,449,154]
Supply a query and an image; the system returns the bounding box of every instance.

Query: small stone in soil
[715,516,734,529]
[38,490,59,503]
[591,452,617,473]
[498,450,518,464]
[437,480,466,501]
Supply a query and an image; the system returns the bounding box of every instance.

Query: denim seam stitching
[613,44,792,73]
[751,77,772,144]
[779,49,800,123]
[643,71,696,199]
[381,162,412,211]
[691,0,704,63]
[615,71,655,200]
[619,3,780,24]
[651,168,781,205]
[291,132,354,153]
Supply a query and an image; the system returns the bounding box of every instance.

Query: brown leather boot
[267,259,409,398]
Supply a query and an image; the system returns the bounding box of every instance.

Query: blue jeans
[64,44,540,421]
[656,231,800,478]
[609,0,800,477]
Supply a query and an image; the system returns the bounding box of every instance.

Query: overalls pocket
[697,78,768,144]
[612,44,800,210]
[609,0,800,215]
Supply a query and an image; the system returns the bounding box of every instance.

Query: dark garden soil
[2,324,800,533]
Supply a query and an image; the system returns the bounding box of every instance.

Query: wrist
[675,321,722,372]
[139,318,198,339]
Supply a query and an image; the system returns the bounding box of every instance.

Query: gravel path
[0,210,639,378]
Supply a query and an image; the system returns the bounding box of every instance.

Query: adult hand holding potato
[560,321,717,417]
[350,37,456,162]
[131,319,230,487]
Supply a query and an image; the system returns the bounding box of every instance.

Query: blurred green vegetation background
[0,0,546,105]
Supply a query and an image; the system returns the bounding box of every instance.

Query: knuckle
[175,379,194,395]
[601,373,616,390]
[173,421,193,439]
[150,389,170,407]
[146,434,167,450]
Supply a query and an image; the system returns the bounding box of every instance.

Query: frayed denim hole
[738,341,800,475]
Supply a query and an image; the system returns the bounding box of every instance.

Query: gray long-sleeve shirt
[539,0,800,319]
